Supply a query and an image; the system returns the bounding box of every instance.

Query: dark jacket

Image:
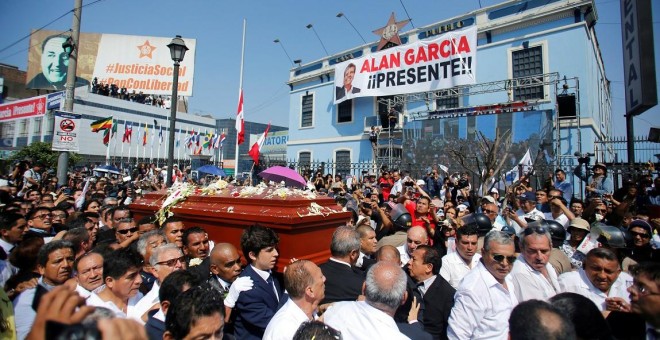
[233,265,287,340]
[419,276,456,340]
[319,259,365,305]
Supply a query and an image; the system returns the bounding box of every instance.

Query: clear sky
[0,0,657,137]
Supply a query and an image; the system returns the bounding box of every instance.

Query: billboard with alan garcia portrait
[26,30,196,96]
[333,26,477,104]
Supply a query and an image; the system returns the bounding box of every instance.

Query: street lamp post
[166,35,188,187]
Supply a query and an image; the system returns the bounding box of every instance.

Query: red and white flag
[248,123,270,165]
[236,89,245,145]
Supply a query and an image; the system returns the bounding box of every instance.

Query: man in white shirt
[263,260,325,340]
[86,248,144,319]
[133,244,186,323]
[507,192,545,233]
[75,252,104,298]
[324,262,410,339]
[509,225,560,302]
[543,189,575,229]
[441,224,482,289]
[397,227,428,266]
[558,247,632,312]
[448,230,519,340]
[390,171,403,197]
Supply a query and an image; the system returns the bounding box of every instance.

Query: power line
[398,0,415,28]
[0,0,105,56]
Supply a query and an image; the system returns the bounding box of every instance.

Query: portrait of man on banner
[335,62,361,102]
[26,34,90,91]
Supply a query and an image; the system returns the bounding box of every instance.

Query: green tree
[7,142,82,168]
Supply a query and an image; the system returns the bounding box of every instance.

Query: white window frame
[507,40,550,102]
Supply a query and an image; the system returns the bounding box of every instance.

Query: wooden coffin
[130,185,351,271]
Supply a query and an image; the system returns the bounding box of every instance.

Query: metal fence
[595,135,660,163]
[262,158,658,200]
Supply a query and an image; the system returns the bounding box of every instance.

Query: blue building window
[299,151,311,166]
[337,100,352,123]
[512,46,544,100]
[301,94,314,128]
[335,150,351,176]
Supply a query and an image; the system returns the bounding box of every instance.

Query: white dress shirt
[558,268,632,311]
[86,289,143,319]
[397,245,410,266]
[390,179,403,197]
[440,252,482,289]
[251,265,279,301]
[511,208,545,233]
[263,298,313,340]
[448,262,518,340]
[0,238,14,255]
[544,212,570,229]
[324,301,409,339]
[509,255,560,302]
[131,281,160,324]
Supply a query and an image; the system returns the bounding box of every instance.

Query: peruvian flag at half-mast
[248,123,270,165]
[236,89,245,145]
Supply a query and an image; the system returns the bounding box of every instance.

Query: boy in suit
[233,225,287,340]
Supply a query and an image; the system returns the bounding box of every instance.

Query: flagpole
[112,120,118,166]
[234,18,246,179]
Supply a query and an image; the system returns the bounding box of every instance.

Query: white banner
[92,34,196,96]
[334,26,477,104]
[52,111,81,152]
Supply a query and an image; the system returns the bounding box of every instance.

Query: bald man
[208,243,243,295]
[398,227,429,266]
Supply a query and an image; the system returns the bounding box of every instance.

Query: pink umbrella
[258,166,307,188]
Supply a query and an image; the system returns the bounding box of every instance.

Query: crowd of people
[90,77,171,108]
[0,158,658,339]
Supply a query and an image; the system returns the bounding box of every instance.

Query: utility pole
[56,0,82,185]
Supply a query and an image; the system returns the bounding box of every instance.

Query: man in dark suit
[319,226,365,304]
[408,245,456,340]
[233,225,286,340]
[335,63,360,101]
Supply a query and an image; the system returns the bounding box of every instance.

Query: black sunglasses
[116,227,138,235]
[492,254,517,264]
[523,226,547,236]
[630,231,651,239]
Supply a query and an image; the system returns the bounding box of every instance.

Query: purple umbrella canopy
[258,166,307,188]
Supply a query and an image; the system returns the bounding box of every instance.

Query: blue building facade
[286,0,611,176]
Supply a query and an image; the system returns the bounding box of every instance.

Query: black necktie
[417,282,425,297]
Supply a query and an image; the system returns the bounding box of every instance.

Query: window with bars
[436,89,459,109]
[337,100,352,123]
[511,46,544,100]
[335,150,351,176]
[301,94,314,128]
[299,151,311,166]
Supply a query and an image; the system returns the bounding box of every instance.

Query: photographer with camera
[574,161,613,201]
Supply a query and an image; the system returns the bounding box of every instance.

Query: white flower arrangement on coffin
[156,182,195,225]
[201,179,229,195]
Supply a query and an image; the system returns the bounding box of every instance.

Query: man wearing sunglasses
[115,218,140,249]
[509,225,561,302]
[626,220,659,265]
[134,244,186,324]
[448,230,518,339]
